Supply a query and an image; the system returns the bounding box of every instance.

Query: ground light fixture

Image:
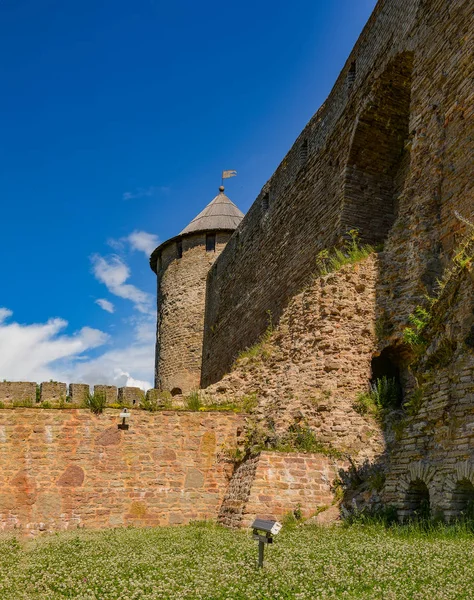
[251,519,282,568]
[118,408,130,430]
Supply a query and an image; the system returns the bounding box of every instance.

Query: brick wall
[0,409,244,535]
[219,452,346,528]
[384,267,474,520]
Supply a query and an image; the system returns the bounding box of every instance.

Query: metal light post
[251,519,282,568]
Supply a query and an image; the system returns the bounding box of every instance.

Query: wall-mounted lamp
[118,408,130,430]
[251,519,282,568]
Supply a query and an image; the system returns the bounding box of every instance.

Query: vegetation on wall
[83,391,107,415]
[239,418,345,460]
[404,214,474,358]
[353,376,402,417]
[315,229,375,276]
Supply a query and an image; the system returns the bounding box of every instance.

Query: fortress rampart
[2,0,473,534]
[201,0,473,386]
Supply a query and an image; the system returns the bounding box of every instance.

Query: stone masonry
[203,256,385,464]
[153,231,233,395]
[219,452,347,528]
[201,0,473,387]
[0,409,244,536]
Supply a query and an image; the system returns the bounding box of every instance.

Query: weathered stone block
[69,384,90,405]
[0,382,36,406]
[94,385,117,405]
[118,387,144,407]
[40,382,67,404]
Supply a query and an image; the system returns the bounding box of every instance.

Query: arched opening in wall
[371,347,403,409]
[451,479,474,521]
[342,51,414,245]
[403,479,430,521]
[171,387,182,397]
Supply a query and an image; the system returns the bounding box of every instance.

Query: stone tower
[149,187,244,395]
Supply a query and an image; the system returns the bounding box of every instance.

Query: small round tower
[149,187,244,395]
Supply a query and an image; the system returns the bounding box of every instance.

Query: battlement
[0,381,163,408]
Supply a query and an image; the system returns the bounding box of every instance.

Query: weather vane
[221,170,237,186]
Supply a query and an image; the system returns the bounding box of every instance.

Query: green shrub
[353,392,378,416]
[141,391,172,412]
[282,505,303,528]
[83,391,107,415]
[354,377,402,417]
[185,391,201,411]
[404,387,424,416]
[241,393,258,413]
[274,423,344,458]
[12,398,34,408]
[371,376,402,410]
[403,306,431,353]
[367,469,386,493]
[316,229,374,276]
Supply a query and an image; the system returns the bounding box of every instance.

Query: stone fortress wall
[2,0,473,533]
[0,407,244,536]
[198,0,474,520]
[154,231,233,395]
[201,0,472,387]
[0,395,342,535]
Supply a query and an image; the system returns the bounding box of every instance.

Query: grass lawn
[1,522,474,599]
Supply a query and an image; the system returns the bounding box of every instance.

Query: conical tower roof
[180,186,244,235]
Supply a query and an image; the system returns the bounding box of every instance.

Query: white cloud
[0,309,154,391]
[0,308,13,323]
[91,254,153,315]
[0,309,108,383]
[122,186,170,201]
[95,298,115,314]
[126,230,159,256]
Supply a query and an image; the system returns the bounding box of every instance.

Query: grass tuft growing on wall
[83,391,107,415]
[316,229,375,276]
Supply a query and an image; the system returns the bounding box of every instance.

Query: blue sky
[0,0,377,389]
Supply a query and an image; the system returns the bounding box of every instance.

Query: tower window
[347,61,356,86]
[177,240,183,259]
[262,192,270,212]
[206,233,216,252]
[299,139,309,164]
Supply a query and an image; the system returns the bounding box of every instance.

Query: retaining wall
[0,409,244,535]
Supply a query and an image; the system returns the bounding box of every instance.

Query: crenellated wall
[0,381,149,407]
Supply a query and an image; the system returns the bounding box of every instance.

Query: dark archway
[451,479,474,521]
[404,479,430,520]
[371,347,403,409]
[342,52,414,244]
[171,387,182,397]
